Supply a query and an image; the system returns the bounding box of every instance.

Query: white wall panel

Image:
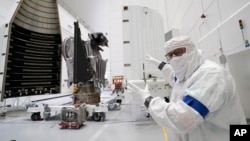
[227,50,250,118]
[166,0,183,29]
[108,0,123,85]
[123,6,165,80]
[0,0,18,25]
[0,0,20,24]
[219,0,250,21]
[198,30,221,64]
[0,0,20,100]
[188,26,201,45]
[199,1,220,37]
[179,0,202,35]
[58,5,90,40]
[171,1,194,29]
[123,22,129,42]
[60,0,109,33]
[123,0,168,31]
[0,25,8,96]
[219,4,250,56]
[218,4,250,118]
[201,0,214,11]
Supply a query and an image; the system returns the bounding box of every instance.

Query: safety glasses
[165,48,186,61]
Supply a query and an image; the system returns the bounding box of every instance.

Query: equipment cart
[59,104,86,129]
[112,75,124,94]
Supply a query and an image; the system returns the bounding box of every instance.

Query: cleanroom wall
[122,6,165,80]
[163,0,250,119]
[227,50,250,119]
[123,0,250,119]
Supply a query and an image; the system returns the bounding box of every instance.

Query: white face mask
[169,50,203,81]
[170,53,188,81]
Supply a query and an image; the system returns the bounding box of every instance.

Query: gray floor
[0,92,167,141]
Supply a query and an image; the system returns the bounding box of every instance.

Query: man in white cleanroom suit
[126,36,246,141]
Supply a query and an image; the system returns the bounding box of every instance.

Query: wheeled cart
[27,102,108,129]
[59,104,86,129]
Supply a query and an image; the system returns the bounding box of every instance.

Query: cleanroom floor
[0,91,168,141]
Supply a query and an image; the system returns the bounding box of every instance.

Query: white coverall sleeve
[148,67,228,134]
[160,64,176,87]
[148,98,203,134]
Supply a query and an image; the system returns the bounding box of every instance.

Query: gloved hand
[126,82,151,104]
[145,53,161,67]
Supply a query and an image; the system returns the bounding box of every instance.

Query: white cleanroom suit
[127,36,246,141]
